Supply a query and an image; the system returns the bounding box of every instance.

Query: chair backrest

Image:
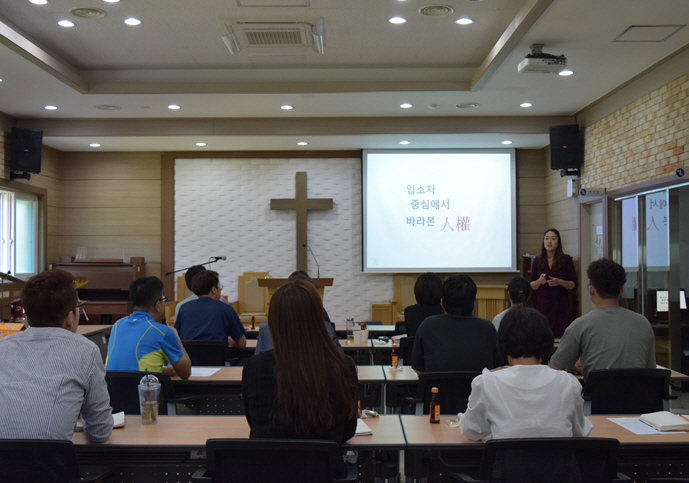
[183,340,229,366]
[416,371,481,414]
[0,439,82,483]
[105,370,176,415]
[202,438,345,483]
[583,368,671,414]
[476,437,620,483]
[398,336,415,366]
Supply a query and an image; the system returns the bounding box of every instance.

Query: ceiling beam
[0,17,88,94]
[470,0,555,91]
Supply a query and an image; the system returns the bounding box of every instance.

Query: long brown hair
[269,279,358,437]
[536,228,565,270]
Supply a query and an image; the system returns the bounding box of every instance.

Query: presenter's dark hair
[130,276,164,309]
[268,279,358,437]
[22,269,78,327]
[184,265,206,290]
[414,272,442,306]
[288,270,313,284]
[191,270,219,296]
[537,228,565,271]
[587,258,626,299]
[442,274,477,315]
[498,305,554,360]
[507,276,531,305]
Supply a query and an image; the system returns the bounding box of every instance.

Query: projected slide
[363,149,516,273]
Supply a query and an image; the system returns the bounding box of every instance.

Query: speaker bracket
[10,171,31,181]
[559,168,580,178]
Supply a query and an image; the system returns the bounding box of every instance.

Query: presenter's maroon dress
[530,255,577,337]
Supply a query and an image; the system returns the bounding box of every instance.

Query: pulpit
[257,278,333,303]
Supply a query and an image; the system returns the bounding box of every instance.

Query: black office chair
[105,370,197,415]
[451,438,631,483]
[404,371,481,415]
[191,439,357,483]
[0,439,112,483]
[398,336,415,366]
[583,368,672,414]
[183,340,230,366]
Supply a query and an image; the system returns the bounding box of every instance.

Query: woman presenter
[241,278,358,445]
[530,228,577,337]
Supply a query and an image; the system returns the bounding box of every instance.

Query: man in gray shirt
[550,258,655,379]
[0,269,113,442]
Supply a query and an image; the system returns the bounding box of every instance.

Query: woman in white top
[492,276,531,331]
[460,305,592,441]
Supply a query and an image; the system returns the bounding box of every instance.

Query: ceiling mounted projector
[518,43,567,73]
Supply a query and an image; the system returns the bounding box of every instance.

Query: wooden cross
[270,172,333,271]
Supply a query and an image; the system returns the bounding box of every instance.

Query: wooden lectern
[257,278,333,303]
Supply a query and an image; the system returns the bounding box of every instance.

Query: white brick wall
[174,157,392,323]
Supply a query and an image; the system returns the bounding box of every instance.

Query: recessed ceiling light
[520,102,533,108]
[89,143,101,147]
[389,17,407,24]
[30,0,48,4]
[196,142,207,146]
[124,18,141,26]
[297,142,308,146]
[400,103,413,109]
[456,102,480,109]
[96,104,121,110]
[501,140,513,145]
[559,70,574,76]
[102,0,120,2]
[44,105,58,110]
[167,104,181,110]
[58,20,75,27]
[456,18,473,25]
[281,104,294,110]
[399,141,410,145]
[0,78,3,82]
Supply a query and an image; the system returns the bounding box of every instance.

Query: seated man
[550,258,655,379]
[0,269,113,442]
[175,270,246,348]
[254,271,342,355]
[460,305,592,440]
[412,274,498,373]
[174,264,229,321]
[106,276,192,380]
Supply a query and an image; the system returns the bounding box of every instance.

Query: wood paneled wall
[57,152,162,279]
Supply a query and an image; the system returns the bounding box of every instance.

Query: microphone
[302,244,320,279]
[210,256,227,261]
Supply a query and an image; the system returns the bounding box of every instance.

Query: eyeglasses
[158,296,168,303]
[217,284,223,291]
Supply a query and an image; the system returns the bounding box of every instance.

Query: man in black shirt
[411,274,498,373]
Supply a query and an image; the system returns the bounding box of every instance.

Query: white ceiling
[0,0,687,152]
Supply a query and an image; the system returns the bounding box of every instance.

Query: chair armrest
[450,473,488,483]
[74,466,113,483]
[191,468,212,482]
[334,465,359,482]
[613,472,632,481]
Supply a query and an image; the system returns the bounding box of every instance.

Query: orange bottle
[429,387,440,424]
[391,342,399,368]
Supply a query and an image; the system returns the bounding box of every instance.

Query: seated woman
[404,272,444,337]
[242,279,359,444]
[492,275,531,331]
[459,305,592,441]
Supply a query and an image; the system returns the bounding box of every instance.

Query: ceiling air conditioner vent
[222,19,324,55]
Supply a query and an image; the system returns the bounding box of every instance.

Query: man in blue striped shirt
[0,269,113,442]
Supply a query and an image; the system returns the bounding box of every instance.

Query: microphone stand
[164,258,223,276]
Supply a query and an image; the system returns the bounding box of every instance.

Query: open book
[639,411,689,431]
[75,411,125,431]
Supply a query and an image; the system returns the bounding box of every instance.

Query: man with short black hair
[174,265,230,320]
[0,269,113,442]
[550,258,655,379]
[411,274,498,373]
[175,270,246,348]
[106,276,192,379]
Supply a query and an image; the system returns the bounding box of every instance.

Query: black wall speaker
[10,127,43,174]
[549,125,580,170]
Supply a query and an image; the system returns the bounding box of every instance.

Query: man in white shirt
[0,269,113,442]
